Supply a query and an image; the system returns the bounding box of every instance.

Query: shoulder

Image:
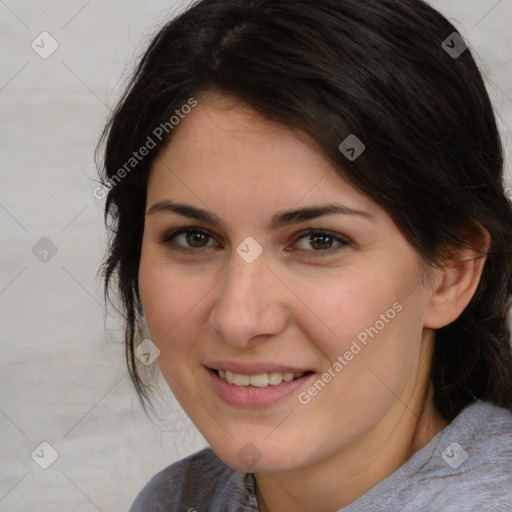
[410,402,512,511]
[447,401,512,470]
[128,447,258,512]
[344,402,512,512]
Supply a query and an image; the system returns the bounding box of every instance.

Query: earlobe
[423,224,491,329]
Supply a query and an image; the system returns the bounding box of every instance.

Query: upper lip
[205,361,314,375]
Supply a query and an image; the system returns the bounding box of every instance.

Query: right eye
[162,228,219,253]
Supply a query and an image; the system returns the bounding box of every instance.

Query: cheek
[302,264,422,385]
[300,269,398,354]
[138,254,209,350]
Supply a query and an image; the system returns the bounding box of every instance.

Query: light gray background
[1,1,511,511]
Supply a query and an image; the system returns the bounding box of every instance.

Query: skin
[138,93,490,512]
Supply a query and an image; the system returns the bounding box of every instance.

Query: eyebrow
[146,200,374,229]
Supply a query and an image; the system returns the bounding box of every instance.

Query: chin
[209,440,303,474]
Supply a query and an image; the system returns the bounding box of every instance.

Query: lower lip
[206,367,314,409]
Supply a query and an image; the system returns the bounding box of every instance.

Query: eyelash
[161,227,350,258]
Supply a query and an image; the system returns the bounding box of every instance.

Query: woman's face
[139,93,439,473]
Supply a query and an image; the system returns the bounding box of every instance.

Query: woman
[97,0,512,510]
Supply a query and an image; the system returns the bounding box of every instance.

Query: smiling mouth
[213,369,314,388]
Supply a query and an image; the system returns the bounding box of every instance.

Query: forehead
[147,93,380,219]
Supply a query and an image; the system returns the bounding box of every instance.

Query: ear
[423,223,491,329]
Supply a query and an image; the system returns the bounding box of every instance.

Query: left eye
[291,230,349,256]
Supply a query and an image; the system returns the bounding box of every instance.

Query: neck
[256,395,447,512]
[255,334,448,512]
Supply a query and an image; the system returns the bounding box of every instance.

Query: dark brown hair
[96,0,512,422]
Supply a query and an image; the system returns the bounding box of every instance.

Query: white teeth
[234,373,250,386]
[268,372,284,385]
[249,373,268,387]
[282,372,295,382]
[216,369,306,387]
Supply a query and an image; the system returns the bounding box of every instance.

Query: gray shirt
[129,401,512,511]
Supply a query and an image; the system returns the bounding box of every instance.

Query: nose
[208,251,289,348]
